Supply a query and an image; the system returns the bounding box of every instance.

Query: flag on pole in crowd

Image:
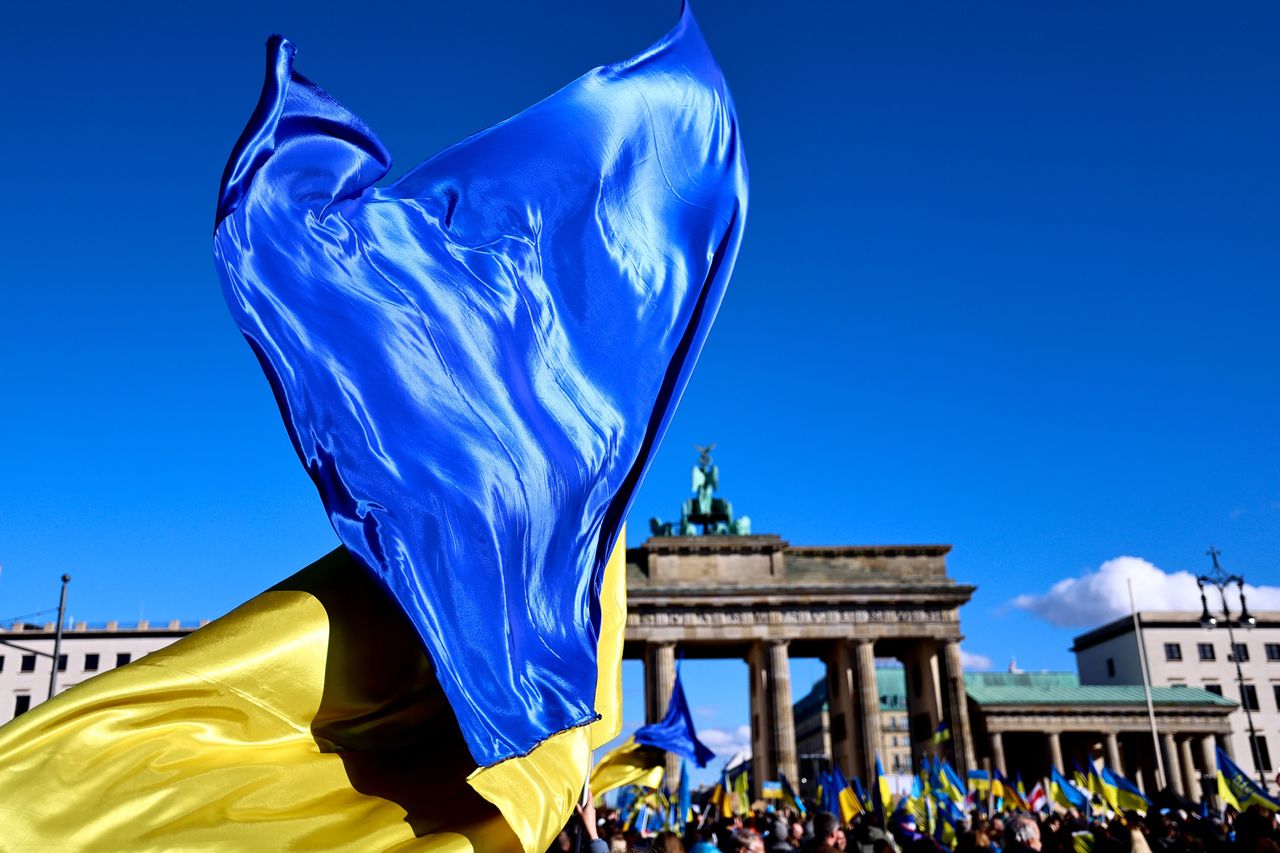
[1028,782,1047,814]
[876,755,894,819]
[968,769,991,795]
[1217,747,1280,811]
[635,667,715,768]
[932,721,952,745]
[1089,763,1117,812]
[830,766,862,823]
[0,5,747,849]
[1099,767,1148,814]
[938,760,966,804]
[780,771,806,817]
[677,760,692,830]
[852,775,872,813]
[1051,767,1088,811]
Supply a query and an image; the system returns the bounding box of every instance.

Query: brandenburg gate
[626,448,976,796]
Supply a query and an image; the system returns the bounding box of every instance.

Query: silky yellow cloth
[0,532,627,852]
[588,739,665,798]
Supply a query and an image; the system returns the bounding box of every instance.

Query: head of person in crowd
[809,811,841,852]
[1005,814,1040,852]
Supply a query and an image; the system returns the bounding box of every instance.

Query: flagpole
[1127,578,1166,791]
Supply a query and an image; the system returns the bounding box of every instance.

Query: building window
[0,656,4,672]
[56,654,67,672]
[1199,643,1216,662]
[1106,658,1116,678]
[13,695,31,716]
[1164,643,1183,662]
[84,653,99,672]
[20,655,36,673]
[1205,684,1224,696]
[1266,643,1280,662]
[1233,643,1250,662]
[1252,736,1273,773]
[1273,684,1280,710]
[116,653,131,668]
[1242,684,1260,711]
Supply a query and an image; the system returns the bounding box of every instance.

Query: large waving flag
[1218,747,1280,812]
[635,667,716,767]
[0,4,747,850]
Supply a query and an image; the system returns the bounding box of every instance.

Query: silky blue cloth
[213,4,746,768]
[634,668,715,767]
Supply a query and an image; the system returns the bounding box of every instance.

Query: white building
[1073,610,1280,782]
[0,620,199,724]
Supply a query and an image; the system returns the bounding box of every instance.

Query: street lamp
[1197,547,1264,786]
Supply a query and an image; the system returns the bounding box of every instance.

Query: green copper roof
[965,672,1236,707]
[793,665,909,716]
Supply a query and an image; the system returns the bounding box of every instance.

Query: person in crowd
[806,811,843,853]
[1003,815,1040,853]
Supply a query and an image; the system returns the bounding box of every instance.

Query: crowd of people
[556,796,1280,853]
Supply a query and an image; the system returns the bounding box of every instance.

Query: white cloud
[959,648,993,670]
[1011,556,1280,628]
[699,724,752,756]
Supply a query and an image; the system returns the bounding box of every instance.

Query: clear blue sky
[2,1,1277,784]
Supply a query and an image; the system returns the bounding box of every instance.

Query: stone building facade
[1073,610,1280,783]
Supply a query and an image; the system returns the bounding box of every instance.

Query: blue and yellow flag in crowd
[780,771,807,817]
[0,4,747,849]
[877,754,895,819]
[1099,767,1149,814]
[1218,747,1280,812]
[1051,766,1088,811]
[831,766,864,823]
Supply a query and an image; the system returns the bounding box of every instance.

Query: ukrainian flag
[0,3,748,849]
[876,755,895,819]
[1099,767,1148,814]
[1051,766,1088,811]
[831,766,863,823]
[1217,747,1280,812]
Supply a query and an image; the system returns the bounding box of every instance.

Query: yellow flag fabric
[1217,772,1241,811]
[0,535,627,852]
[589,739,666,798]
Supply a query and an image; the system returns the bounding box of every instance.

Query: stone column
[827,641,860,778]
[1199,736,1219,810]
[1179,737,1199,803]
[941,641,977,774]
[646,642,676,724]
[769,640,799,789]
[1162,732,1183,796]
[1105,732,1122,774]
[748,642,775,798]
[1217,733,1235,761]
[854,639,882,783]
[645,642,680,789]
[1048,731,1064,774]
[991,731,1007,777]
[899,642,944,770]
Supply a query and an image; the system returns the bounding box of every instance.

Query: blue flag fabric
[213,5,747,768]
[677,760,692,830]
[635,668,716,767]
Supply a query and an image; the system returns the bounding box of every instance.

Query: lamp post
[1197,547,1264,786]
